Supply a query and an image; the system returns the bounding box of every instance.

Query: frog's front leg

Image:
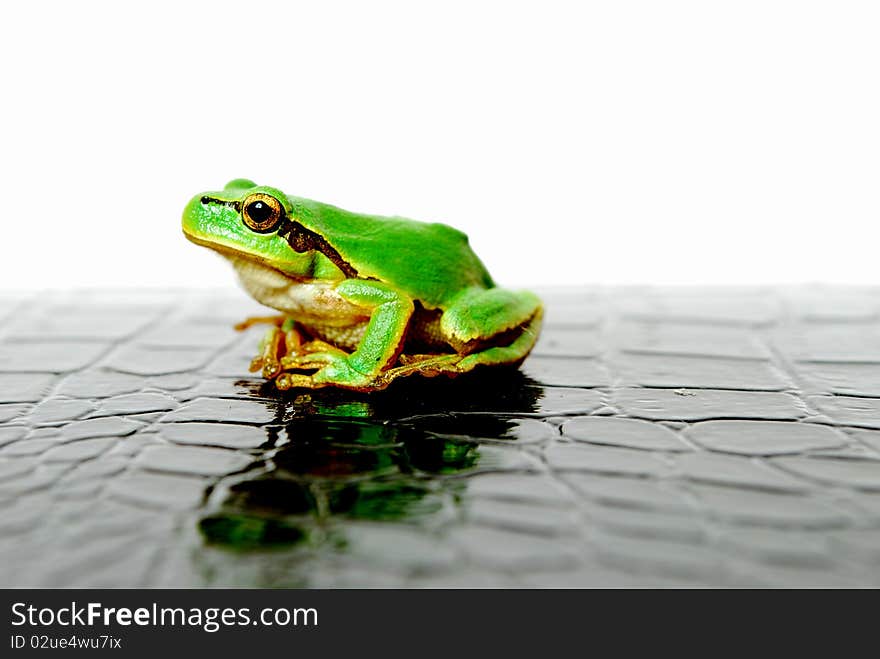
[279,280,413,391]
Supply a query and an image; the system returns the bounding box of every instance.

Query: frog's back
[288,196,494,308]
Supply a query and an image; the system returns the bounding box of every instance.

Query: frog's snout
[182,193,225,242]
[181,194,204,234]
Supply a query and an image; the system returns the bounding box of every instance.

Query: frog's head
[182,179,316,277]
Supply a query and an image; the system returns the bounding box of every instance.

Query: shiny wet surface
[2,288,880,586]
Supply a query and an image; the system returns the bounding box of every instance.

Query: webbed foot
[279,351,376,390]
[244,321,333,381]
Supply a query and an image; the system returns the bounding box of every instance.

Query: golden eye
[241,193,284,233]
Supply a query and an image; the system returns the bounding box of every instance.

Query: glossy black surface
[2,287,880,587]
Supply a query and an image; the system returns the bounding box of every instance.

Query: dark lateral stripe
[200,196,242,212]
[277,219,359,279]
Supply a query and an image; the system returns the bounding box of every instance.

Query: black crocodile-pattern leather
[2,287,880,587]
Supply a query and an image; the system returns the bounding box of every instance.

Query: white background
[1,1,878,290]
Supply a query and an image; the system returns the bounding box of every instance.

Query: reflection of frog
[199,420,481,550]
[183,180,543,391]
[198,371,543,551]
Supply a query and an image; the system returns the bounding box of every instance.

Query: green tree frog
[182,180,543,392]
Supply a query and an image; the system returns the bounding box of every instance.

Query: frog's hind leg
[370,288,544,386]
[375,306,544,386]
[440,288,543,354]
[455,305,542,371]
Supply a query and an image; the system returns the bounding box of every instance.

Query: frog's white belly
[228,256,368,327]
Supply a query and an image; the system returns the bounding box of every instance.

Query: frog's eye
[241,193,284,233]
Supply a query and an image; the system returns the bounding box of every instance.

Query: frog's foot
[280,342,347,371]
[275,372,325,390]
[380,354,462,381]
[248,323,307,380]
[277,352,375,391]
[398,353,450,366]
[275,352,448,392]
[247,326,285,379]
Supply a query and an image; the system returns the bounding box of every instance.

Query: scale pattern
[1,287,880,587]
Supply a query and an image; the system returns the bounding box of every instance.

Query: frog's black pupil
[247,201,273,224]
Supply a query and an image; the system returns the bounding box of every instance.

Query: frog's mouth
[182,231,306,279]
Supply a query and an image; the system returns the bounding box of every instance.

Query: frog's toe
[298,340,348,358]
[280,351,372,387]
[281,350,342,370]
[276,373,326,390]
[312,360,367,385]
[378,354,462,382]
[246,326,286,379]
[250,355,282,379]
[247,323,318,381]
[275,354,378,391]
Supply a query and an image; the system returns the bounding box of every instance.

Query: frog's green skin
[182,179,543,391]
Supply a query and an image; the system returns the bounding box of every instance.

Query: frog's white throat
[226,255,365,323]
